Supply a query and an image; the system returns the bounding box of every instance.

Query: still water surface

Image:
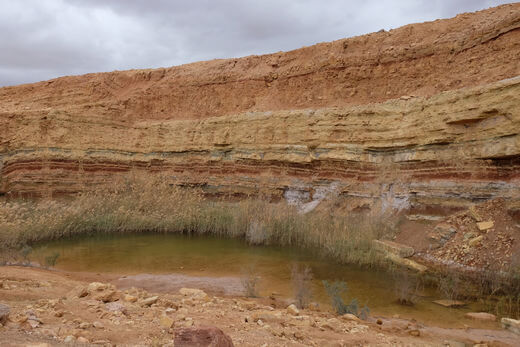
[34,233,495,329]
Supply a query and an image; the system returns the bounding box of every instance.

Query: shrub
[323,280,369,319]
[44,252,60,268]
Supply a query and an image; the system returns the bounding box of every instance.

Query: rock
[373,239,414,258]
[88,282,108,292]
[105,301,127,315]
[174,326,234,347]
[340,313,360,322]
[63,335,76,343]
[428,223,457,248]
[67,285,88,299]
[464,312,496,321]
[93,321,104,329]
[140,296,159,307]
[179,288,208,299]
[160,315,174,329]
[433,299,466,308]
[64,335,76,343]
[468,235,484,247]
[77,336,89,344]
[501,317,520,335]
[468,206,483,222]
[385,253,428,272]
[79,322,91,329]
[251,311,284,324]
[124,294,137,303]
[0,303,10,324]
[28,319,40,328]
[477,221,494,231]
[287,304,299,316]
[409,329,420,336]
[463,232,477,240]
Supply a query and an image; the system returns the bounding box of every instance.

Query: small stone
[93,321,104,329]
[77,336,89,343]
[64,335,76,343]
[28,319,40,328]
[105,301,127,315]
[287,304,299,316]
[160,315,174,329]
[179,288,208,299]
[464,232,477,240]
[376,319,383,325]
[433,299,465,308]
[477,221,494,231]
[464,312,496,321]
[409,329,420,336]
[469,235,484,247]
[140,296,159,307]
[124,294,137,303]
[79,322,91,329]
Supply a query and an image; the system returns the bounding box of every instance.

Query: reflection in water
[34,233,496,329]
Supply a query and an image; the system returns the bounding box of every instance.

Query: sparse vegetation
[44,251,60,268]
[291,264,313,309]
[240,265,261,298]
[393,271,423,306]
[0,173,387,268]
[323,280,370,319]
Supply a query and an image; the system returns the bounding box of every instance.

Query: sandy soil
[1,266,519,346]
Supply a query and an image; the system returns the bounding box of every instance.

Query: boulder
[464,312,496,321]
[0,304,10,324]
[501,317,520,335]
[174,326,234,347]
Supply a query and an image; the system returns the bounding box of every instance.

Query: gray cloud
[0,0,514,86]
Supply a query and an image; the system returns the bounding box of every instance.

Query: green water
[34,233,497,329]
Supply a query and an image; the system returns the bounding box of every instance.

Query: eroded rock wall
[0,4,519,215]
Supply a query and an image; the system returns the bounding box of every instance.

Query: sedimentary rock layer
[0,4,519,214]
[1,76,519,212]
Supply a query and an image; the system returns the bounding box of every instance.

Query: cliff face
[1,4,519,216]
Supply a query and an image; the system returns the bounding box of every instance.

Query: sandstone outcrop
[0,4,519,217]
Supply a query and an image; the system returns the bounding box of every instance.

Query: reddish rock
[174,326,234,347]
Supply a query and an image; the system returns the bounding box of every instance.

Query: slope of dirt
[0,3,519,121]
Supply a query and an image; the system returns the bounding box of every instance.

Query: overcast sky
[0,0,515,87]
